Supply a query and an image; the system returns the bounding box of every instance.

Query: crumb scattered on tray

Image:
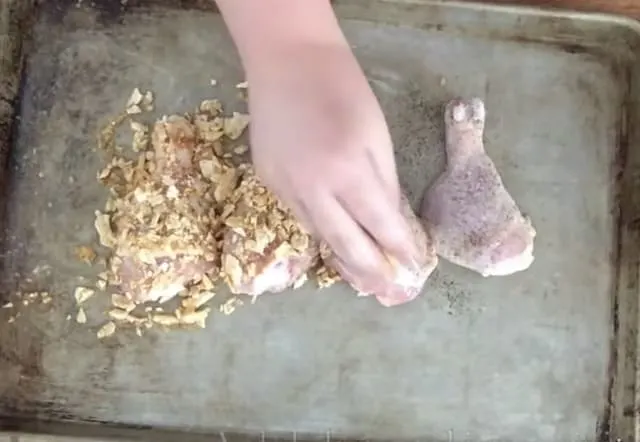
[220,296,243,316]
[97,321,116,339]
[125,87,154,115]
[75,245,97,265]
[1,288,56,324]
[76,307,87,324]
[74,287,95,304]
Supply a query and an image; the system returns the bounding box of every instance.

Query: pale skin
[215,0,421,295]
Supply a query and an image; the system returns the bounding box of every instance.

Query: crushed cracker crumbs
[74,287,95,304]
[97,321,116,339]
[220,297,243,316]
[81,85,341,337]
[76,307,87,324]
[75,245,97,264]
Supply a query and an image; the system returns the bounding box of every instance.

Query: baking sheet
[0,0,639,441]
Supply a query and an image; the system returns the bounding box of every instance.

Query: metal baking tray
[0,0,638,440]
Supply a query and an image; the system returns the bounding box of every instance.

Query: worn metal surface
[0,0,639,441]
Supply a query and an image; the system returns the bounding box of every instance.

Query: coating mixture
[90,86,346,336]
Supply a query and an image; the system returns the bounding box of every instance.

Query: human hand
[245,40,422,301]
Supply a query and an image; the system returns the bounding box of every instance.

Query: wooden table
[483,0,640,19]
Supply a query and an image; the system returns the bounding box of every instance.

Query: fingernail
[402,225,422,267]
[391,249,420,273]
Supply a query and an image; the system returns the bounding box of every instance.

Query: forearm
[215,0,347,72]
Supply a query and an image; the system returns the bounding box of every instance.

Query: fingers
[363,131,400,204]
[302,193,394,292]
[323,255,371,296]
[326,248,420,308]
[339,176,420,269]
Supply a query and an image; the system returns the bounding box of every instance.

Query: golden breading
[221,171,319,296]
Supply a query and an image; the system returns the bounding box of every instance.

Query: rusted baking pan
[0,0,638,441]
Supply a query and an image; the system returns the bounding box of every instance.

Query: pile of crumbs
[75,84,341,339]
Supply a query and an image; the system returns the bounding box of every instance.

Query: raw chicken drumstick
[420,98,536,276]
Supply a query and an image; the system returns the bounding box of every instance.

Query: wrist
[216,0,348,73]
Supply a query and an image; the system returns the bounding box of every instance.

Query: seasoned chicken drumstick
[421,98,536,277]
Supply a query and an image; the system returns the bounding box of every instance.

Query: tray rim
[426,0,640,29]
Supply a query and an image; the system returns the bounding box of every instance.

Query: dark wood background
[479,0,640,19]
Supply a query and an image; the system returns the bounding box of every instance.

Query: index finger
[339,180,420,269]
[302,193,395,293]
